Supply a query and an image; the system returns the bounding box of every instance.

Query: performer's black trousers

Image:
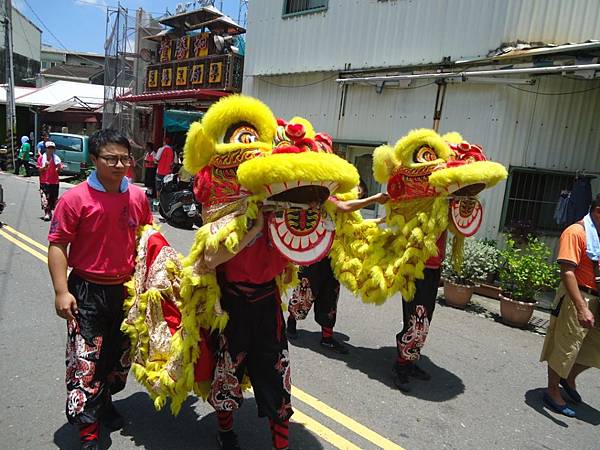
[65,273,131,424]
[288,257,340,329]
[208,280,293,424]
[396,268,440,365]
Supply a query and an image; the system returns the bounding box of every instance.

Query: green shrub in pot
[498,236,560,303]
[442,239,502,286]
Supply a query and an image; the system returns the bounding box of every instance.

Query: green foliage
[498,236,560,303]
[71,167,94,185]
[442,239,502,286]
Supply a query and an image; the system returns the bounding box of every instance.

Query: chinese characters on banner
[159,38,172,63]
[176,66,188,86]
[193,33,210,58]
[191,64,204,85]
[147,69,158,88]
[161,68,172,88]
[175,36,190,60]
[209,62,223,84]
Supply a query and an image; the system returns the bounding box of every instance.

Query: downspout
[432,79,447,132]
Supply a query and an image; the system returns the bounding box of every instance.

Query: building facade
[242,0,600,241]
[0,5,41,85]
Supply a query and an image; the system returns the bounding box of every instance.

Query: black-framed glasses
[98,155,131,167]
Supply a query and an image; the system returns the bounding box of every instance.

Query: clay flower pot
[443,280,474,309]
[473,283,502,300]
[499,294,536,328]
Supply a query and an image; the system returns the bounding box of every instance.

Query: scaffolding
[238,0,248,27]
[103,3,135,135]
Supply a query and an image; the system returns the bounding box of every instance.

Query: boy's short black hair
[89,128,131,157]
[591,193,600,211]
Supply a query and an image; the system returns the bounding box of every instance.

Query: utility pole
[3,0,17,168]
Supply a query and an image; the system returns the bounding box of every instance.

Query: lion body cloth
[122,95,507,413]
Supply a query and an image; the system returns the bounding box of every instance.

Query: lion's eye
[414,146,438,163]
[229,126,259,144]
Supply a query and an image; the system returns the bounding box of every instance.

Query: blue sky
[14,0,243,54]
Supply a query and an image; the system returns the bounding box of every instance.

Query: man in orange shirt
[540,194,600,418]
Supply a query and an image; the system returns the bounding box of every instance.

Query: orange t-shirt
[556,223,598,289]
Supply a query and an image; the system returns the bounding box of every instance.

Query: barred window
[500,167,574,235]
[283,0,328,16]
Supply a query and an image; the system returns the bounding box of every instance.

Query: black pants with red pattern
[288,257,340,329]
[208,280,293,424]
[40,183,59,213]
[65,273,131,424]
[396,268,441,365]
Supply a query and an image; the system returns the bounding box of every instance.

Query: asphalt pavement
[1,170,599,450]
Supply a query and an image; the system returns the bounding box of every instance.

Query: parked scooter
[158,164,202,229]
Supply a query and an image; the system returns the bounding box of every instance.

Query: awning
[44,96,104,112]
[159,6,223,31]
[115,88,230,104]
[164,109,203,132]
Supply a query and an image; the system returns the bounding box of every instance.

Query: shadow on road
[524,388,600,427]
[54,392,323,449]
[289,329,464,402]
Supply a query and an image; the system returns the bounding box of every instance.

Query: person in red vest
[143,142,157,198]
[154,136,174,194]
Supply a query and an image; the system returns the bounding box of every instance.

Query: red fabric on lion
[144,231,215,383]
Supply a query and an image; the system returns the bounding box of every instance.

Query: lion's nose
[272,144,307,154]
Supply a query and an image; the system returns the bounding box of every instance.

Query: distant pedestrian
[125,155,136,183]
[14,136,32,176]
[37,132,49,156]
[155,136,174,193]
[38,141,63,221]
[143,142,157,197]
[47,128,153,450]
[539,193,600,418]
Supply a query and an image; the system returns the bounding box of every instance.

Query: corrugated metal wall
[244,73,600,241]
[245,0,600,75]
[243,0,600,243]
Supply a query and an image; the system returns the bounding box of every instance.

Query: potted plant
[498,236,559,327]
[442,239,499,309]
[472,239,502,299]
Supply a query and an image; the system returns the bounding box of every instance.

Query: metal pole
[4,0,16,167]
[337,63,600,85]
[432,80,447,132]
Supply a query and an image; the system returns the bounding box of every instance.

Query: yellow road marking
[291,408,363,450]
[247,387,362,450]
[2,225,48,252]
[1,225,407,450]
[0,229,48,263]
[292,386,406,450]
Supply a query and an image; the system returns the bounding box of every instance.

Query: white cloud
[73,0,109,11]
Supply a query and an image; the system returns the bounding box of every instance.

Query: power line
[257,73,339,88]
[507,83,600,95]
[22,0,117,68]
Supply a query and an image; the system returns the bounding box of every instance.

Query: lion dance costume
[122,95,507,446]
[122,95,358,449]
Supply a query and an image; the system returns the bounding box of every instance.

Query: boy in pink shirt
[37,141,63,221]
[48,129,153,450]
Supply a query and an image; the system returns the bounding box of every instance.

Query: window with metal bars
[500,167,575,235]
[283,0,328,16]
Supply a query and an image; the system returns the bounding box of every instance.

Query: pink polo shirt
[48,181,153,283]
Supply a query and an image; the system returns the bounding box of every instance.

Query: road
[1,170,599,450]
